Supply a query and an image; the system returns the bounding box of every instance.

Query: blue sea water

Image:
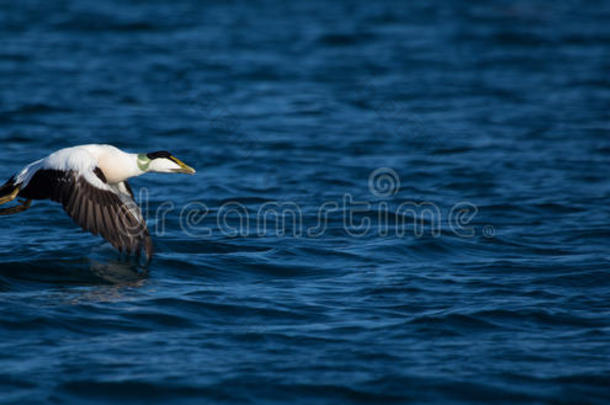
[0,0,609,403]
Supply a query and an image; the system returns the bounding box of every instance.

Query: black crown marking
[146,151,172,160]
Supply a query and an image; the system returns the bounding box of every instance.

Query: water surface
[0,1,609,403]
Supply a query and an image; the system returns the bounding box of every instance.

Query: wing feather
[46,170,152,258]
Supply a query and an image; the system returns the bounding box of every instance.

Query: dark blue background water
[0,1,609,403]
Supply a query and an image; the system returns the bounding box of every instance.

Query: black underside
[0,175,17,197]
[19,168,107,200]
[19,169,71,200]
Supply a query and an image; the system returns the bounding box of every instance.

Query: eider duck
[0,144,195,259]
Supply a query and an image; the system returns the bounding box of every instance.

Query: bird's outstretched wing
[32,168,153,258]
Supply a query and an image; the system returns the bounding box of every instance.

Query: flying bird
[0,144,195,259]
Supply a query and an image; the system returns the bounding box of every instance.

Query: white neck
[97,151,145,184]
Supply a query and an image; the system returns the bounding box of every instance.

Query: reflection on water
[0,254,149,307]
[0,253,149,291]
[61,266,149,305]
[88,257,149,285]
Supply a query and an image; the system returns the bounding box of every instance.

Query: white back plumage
[16,144,141,187]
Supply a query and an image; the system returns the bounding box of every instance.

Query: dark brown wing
[48,170,152,258]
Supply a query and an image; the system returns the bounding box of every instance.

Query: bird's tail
[0,176,19,204]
